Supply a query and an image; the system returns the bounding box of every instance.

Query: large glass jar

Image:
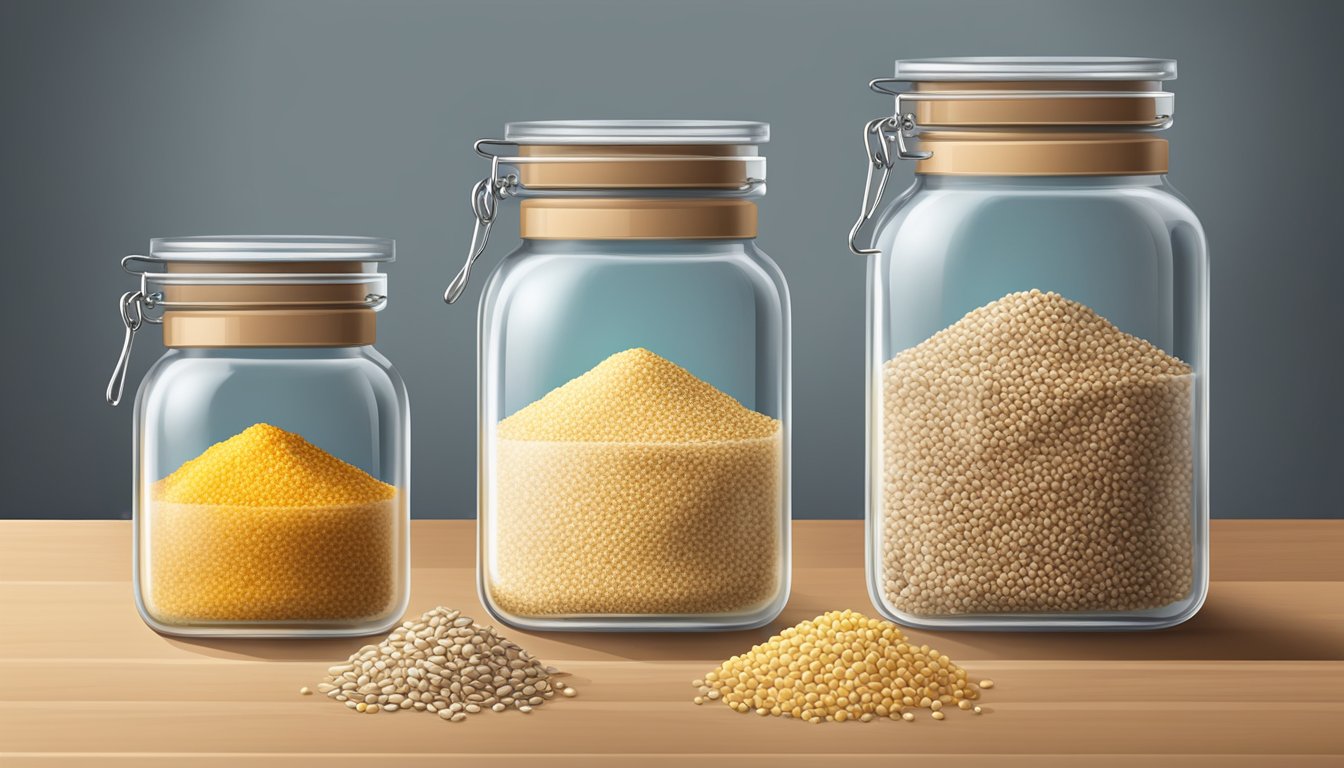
[851,59,1208,630]
[446,121,790,631]
[107,236,410,637]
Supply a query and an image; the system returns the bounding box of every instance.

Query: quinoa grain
[881,291,1194,616]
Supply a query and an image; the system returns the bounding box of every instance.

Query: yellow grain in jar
[145,423,399,624]
[492,348,783,617]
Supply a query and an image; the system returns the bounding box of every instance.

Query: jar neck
[517,144,760,189]
[919,174,1169,189]
[518,198,758,240]
[154,260,383,348]
[915,132,1168,177]
[516,238,757,253]
[171,346,374,359]
[162,309,377,348]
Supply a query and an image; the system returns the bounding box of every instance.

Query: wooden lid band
[898,81,1171,175]
[515,145,759,189]
[519,199,757,240]
[158,261,378,347]
[909,80,1170,127]
[162,309,375,348]
[916,132,1169,176]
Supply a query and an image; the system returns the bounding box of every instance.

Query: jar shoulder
[875,176,1205,234]
[140,346,401,373]
[136,348,408,413]
[489,239,781,268]
[482,240,789,304]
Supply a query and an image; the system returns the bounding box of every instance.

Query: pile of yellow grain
[146,423,400,624]
[881,290,1194,616]
[492,348,783,617]
[696,610,989,723]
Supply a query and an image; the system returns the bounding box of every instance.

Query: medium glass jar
[446,121,790,631]
[107,236,410,637]
[851,59,1208,630]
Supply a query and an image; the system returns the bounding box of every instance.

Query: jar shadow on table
[160,636,377,662]
[509,592,1343,664]
[152,618,806,665]
[946,605,1344,664]
[887,599,1344,663]
[151,580,1341,664]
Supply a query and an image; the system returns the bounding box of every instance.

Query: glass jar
[107,236,410,637]
[850,59,1208,630]
[446,121,790,631]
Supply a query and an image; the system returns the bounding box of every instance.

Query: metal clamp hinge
[443,139,520,304]
[105,290,150,406]
[105,256,164,406]
[847,91,931,256]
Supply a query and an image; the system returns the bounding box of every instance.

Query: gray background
[2,0,1340,520]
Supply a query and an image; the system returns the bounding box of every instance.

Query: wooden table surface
[1,520,1341,767]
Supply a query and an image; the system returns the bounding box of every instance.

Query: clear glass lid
[486,121,769,191]
[504,120,769,145]
[893,57,1177,82]
[125,236,392,319]
[147,236,395,263]
[871,57,1176,132]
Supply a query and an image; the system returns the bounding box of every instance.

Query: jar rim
[504,120,769,145]
[894,57,1176,82]
[147,236,395,263]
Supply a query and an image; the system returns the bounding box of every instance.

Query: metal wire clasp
[105,257,163,406]
[443,139,520,304]
[847,89,931,256]
[105,291,148,406]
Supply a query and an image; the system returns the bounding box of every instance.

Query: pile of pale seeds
[313,606,575,721]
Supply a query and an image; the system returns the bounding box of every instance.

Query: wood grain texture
[1,520,1341,767]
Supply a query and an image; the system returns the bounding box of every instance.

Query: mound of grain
[881,290,1194,616]
[695,609,989,723]
[498,347,778,442]
[315,606,575,720]
[147,423,399,623]
[492,348,783,618]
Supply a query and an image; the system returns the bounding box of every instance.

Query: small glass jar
[107,236,410,637]
[446,121,791,631]
[851,59,1208,630]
